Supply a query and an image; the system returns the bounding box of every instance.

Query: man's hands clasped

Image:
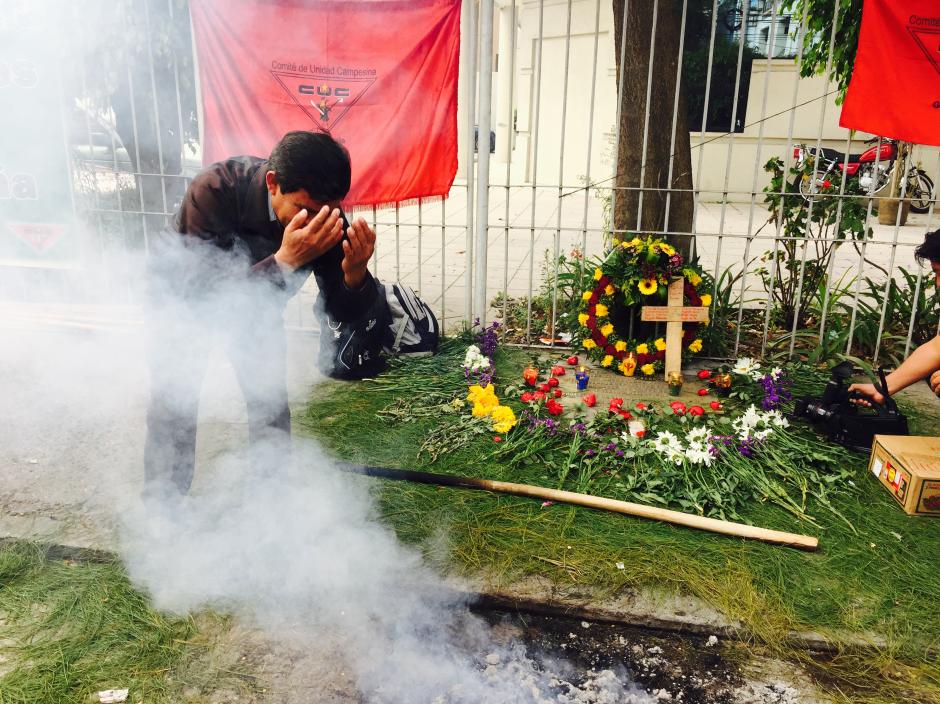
[274,205,376,289]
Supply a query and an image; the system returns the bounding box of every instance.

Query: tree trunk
[612,0,694,260]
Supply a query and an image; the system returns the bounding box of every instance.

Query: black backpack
[315,279,439,380]
[381,282,440,357]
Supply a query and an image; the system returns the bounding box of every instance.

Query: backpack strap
[390,315,409,354]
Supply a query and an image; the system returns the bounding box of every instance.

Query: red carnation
[583,393,597,407]
[669,401,687,415]
[697,369,711,380]
[709,401,722,411]
[567,355,579,365]
[546,399,564,416]
[533,391,546,401]
[539,382,551,392]
[520,392,535,403]
[609,397,624,410]
[635,402,648,411]
[697,388,708,396]
[619,410,633,420]
[553,388,563,398]
[688,406,705,417]
[551,365,566,377]
[547,377,560,388]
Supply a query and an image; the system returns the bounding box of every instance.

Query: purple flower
[738,437,756,458]
[758,372,791,411]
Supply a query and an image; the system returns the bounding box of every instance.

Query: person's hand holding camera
[847,382,884,407]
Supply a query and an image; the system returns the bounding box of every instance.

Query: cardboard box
[868,435,940,516]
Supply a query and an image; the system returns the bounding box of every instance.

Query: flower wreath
[576,236,711,376]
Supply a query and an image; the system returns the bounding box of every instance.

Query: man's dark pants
[143,278,291,502]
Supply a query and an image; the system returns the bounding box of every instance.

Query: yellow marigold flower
[688,272,702,287]
[602,355,614,367]
[629,237,642,248]
[604,284,615,296]
[614,340,627,352]
[472,401,493,417]
[583,339,597,350]
[700,294,712,307]
[581,290,592,301]
[466,384,485,403]
[578,313,590,326]
[467,384,497,406]
[688,339,703,353]
[600,323,614,336]
[635,343,649,355]
[641,363,655,376]
[594,304,609,317]
[654,337,666,351]
[638,278,658,295]
[491,405,517,433]
[660,243,675,256]
[593,268,603,280]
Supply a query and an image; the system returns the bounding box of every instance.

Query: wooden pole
[337,462,819,552]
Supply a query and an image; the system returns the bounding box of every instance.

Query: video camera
[792,361,909,452]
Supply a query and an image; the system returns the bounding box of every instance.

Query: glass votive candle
[666,371,684,396]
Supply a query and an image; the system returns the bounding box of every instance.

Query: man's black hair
[914,229,940,265]
[268,131,350,202]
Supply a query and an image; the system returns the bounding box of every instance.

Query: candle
[622,352,637,377]
[666,371,684,397]
[712,372,732,397]
[575,368,590,390]
[523,365,539,386]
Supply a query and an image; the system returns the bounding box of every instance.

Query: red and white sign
[840,2,940,146]
[7,222,66,254]
[189,0,461,207]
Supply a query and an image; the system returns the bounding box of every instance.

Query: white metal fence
[17,0,939,365]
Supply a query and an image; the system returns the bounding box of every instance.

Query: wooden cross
[640,277,709,379]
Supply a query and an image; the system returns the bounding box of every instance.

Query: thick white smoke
[0,2,653,701]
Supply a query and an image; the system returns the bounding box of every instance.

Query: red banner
[190,0,461,207]
[840,2,940,146]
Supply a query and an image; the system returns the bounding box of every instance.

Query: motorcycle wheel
[907,169,935,214]
[797,173,819,199]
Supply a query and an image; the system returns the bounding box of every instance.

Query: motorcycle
[792,138,935,214]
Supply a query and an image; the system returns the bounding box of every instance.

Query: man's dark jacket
[173,155,376,321]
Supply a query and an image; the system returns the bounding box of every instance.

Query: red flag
[189,0,461,207]
[840,2,940,146]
